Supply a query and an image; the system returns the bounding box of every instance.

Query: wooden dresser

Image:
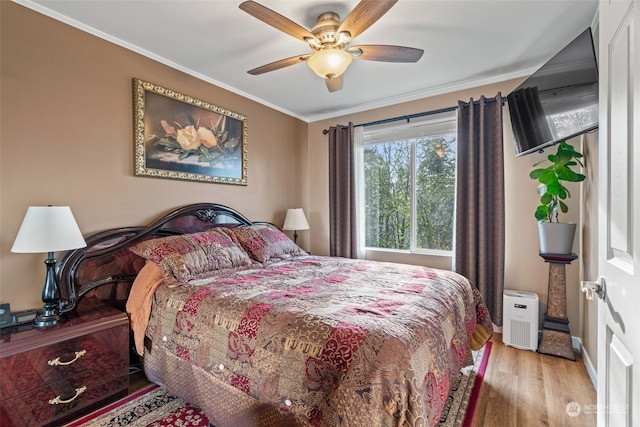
[0,301,129,427]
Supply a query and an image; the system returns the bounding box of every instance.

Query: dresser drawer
[0,325,128,400]
[0,305,129,426]
[0,374,128,427]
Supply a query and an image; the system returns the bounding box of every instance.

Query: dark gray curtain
[454,94,505,326]
[328,123,357,258]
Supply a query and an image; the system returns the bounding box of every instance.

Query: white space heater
[503,289,539,351]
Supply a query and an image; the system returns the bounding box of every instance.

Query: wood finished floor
[128,333,598,427]
[472,334,597,427]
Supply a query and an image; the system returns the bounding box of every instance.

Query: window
[357,111,457,254]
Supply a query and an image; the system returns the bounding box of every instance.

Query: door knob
[580,277,606,301]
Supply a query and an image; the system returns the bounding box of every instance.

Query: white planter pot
[538,222,577,254]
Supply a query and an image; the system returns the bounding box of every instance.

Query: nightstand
[0,300,129,427]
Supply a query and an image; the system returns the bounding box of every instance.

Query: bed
[59,203,492,427]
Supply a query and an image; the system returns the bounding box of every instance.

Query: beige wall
[306,82,586,333]
[0,2,307,311]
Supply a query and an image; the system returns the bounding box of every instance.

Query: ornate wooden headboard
[56,203,257,314]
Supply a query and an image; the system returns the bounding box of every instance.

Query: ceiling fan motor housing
[308,12,351,50]
[311,12,342,46]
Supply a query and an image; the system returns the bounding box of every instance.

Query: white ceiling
[16,0,598,122]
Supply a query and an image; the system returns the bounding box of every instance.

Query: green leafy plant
[529,141,585,222]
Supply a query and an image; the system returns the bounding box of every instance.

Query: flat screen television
[507,28,599,157]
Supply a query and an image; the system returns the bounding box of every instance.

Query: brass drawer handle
[48,350,87,366]
[48,386,87,405]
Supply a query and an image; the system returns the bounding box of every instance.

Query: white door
[596,0,640,426]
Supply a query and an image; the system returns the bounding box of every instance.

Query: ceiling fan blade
[239,1,316,43]
[350,45,424,62]
[248,54,310,75]
[336,0,398,40]
[325,75,343,92]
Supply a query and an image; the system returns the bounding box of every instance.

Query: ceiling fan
[239,0,424,92]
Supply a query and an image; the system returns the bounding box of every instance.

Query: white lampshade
[12,206,86,253]
[307,48,352,79]
[283,208,310,231]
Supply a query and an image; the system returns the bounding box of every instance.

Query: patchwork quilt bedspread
[142,256,492,427]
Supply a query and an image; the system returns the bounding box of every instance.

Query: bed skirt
[145,345,307,427]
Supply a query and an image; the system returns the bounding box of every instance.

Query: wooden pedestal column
[537,252,577,361]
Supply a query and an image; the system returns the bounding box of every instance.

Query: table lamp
[11,206,86,327]
[283,208,309,245]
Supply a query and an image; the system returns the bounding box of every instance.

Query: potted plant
[529,141,585,254]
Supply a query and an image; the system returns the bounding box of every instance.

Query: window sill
[363,248,452,270]
[364,247,453,257]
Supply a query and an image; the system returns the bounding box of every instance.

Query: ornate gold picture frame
[133,79,248,185]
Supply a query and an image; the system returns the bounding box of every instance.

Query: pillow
[129,228,254,285]
[231,224,306,262]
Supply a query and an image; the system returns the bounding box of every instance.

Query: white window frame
[355,111,457,257]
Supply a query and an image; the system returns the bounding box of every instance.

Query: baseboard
[571,336,597,390]
[582,343,598,389]
[571,335,582,351]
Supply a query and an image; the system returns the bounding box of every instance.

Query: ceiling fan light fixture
[307,48,352,79]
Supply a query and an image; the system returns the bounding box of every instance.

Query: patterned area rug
[67,342,491,427]
[438,341,491,427]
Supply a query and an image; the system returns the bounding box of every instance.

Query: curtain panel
[454,94,505,326]
[328,123,357,258]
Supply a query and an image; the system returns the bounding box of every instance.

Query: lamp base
[33,310,61,327]
[34,253,62,328]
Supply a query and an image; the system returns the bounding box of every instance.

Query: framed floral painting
[133,79,248,185]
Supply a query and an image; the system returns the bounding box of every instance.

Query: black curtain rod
[322,96,504,135]
[355,105,457,129]
[321,106,455,135]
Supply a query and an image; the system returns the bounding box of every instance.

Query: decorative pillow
[129,228,254,285]
[231,224,306,262]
